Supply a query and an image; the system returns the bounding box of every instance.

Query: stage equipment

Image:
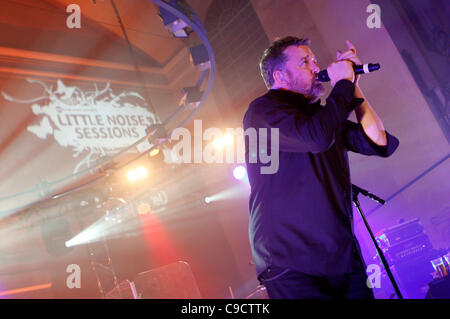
[0,0,216,299]
[190,44,211,71]
[376,218,434,264]
[351,183,404,299]
[317,63,380,82]
[375,219,445,298]
[105,261,201,299]
[105,280,139,299]
[127,166,149,182]
[133,261,201,299]
[69,207,121,299]
[180,86,203,110]
[430,256,448,278]
[159,0,192,38]
[84,236,120,298]
[149,148,160,157]
[40,217,73,256]
[136,202,152,216]
[6,0,216,201]
[129,188,168,216]
[89,0,216,175]
[146,123,168,145]
[103,197,130,223]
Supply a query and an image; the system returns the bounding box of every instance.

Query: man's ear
[273,70,286,85]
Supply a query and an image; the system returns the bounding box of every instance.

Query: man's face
[281,45,325,101]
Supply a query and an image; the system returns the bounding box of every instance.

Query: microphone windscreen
[317,70,330,82]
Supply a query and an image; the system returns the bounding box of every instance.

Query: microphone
[317,63,380,82]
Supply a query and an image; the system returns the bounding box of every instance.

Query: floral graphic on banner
[2,79,160,173]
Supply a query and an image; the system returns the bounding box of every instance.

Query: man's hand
[336,40,361,85]
[336,40,388,146]
[327,60,355,87]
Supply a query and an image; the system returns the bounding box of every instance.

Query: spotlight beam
[205,185,248,204]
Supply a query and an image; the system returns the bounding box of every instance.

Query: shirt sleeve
[342,120,399,157]
[244,80,364,153]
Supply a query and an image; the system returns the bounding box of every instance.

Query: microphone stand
[352,184,403,299]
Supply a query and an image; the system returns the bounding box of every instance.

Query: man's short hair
[259,36,311,88]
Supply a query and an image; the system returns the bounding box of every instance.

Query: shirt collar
[268,89,322,109]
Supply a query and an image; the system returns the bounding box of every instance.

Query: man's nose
[311,62,320,74]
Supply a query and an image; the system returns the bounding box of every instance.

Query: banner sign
[2,79,159,173]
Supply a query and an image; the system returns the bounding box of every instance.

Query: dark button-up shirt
[243,80,399,277]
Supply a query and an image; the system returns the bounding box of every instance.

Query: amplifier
[105,261,201,299]
[376,218,425,249]
[385,234,433,264]
[133,261,202,299]
[375,218,435,264]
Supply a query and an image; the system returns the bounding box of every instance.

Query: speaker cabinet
[132,261,201,299]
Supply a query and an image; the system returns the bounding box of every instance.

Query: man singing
[243,36,399,299]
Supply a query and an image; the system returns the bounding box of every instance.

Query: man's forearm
[353,84,387,146]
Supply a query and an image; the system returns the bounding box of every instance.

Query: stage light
[180,86,203,110]
[213,134,233,150]
[127,166,149,182]
[127,169,138,182]
[149,148,160,157]
[213,137,224,149]
[136,167,148,179]
[147,146,166,169]
[223,134,233,145]
[146,123,167,145]
[104,197,130,224]
[66,197,137,248]
[65,226,100,247]
[233,166,247,180]
[158,1,191,38]
[190,44,211,71]
[203,185,247,204]
[137,202,152,216]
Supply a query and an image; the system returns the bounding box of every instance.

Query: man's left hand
[336,40,361,85]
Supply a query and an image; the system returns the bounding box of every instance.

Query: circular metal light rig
[92,0,217,175]
[23,0,217,205]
